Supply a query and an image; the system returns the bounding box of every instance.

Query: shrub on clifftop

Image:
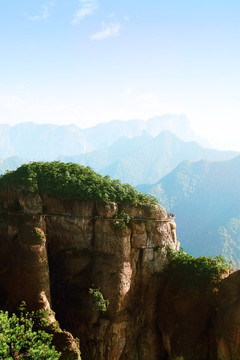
[167,247,232,291]
[0,161,157,205]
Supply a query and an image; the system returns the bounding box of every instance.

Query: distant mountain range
[0,156,29,175]
[0,114,208,160]
[59,131,238,186]
[137,156,240,266]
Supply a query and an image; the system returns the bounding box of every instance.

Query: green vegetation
[112,210,131,230]
[0,161,157,205]
[0,309,61,360]
[167,247,231,291]
[89,288,109,312]
[31,227,45,243]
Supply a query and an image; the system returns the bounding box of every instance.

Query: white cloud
[90,21,121,40]
[28,5,49,20]
[107,12,115,18]
[0,94,23,113]
[71,0,98,25]
[25,2,55,21]
[121,88,132,98]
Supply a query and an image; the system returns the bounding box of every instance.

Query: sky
[1,0,240,151]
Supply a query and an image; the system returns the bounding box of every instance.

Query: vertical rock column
[0,187,51,311]
[1,215,51,311]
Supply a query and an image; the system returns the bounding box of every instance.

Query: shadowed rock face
[2,185,240,360]
[214,270,240,360]
[157,280,218,360]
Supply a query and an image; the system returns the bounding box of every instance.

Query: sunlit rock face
[0,184,178,360]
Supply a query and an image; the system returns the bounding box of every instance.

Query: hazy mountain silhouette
[0,114,208,160]
[61,131,238,186]
[0,156,29,175]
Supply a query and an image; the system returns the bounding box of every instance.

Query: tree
[0,310,61,360]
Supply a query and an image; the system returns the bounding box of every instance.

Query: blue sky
[1,1,240,150]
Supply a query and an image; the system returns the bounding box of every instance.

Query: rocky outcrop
[0,185,178,360]
[2,184,240,359]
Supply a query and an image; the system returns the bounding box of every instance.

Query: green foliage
[167,247,231,291]
[0,161,158,205]
[74,337,80,348]
[31,227,45,242]
[112,210,131,230]
[89,288,109,312]
[0,309,61,360]
[16,302,61,334]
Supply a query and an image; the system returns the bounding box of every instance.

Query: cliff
[0,162,178,359]
[0,163,239,360]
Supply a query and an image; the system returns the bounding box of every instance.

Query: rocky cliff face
[0,184,178,360]
[1,184,240,360]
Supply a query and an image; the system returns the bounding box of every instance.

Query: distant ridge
[60,131,239,186]
[0,114,209,160]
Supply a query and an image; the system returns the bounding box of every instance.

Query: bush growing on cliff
[0,310,61,359]
[89,288,109,312]
[112,210,131,230]
[167,247,231,291]
[0,161,157,205]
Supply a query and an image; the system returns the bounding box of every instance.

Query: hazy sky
[1,1,240,150]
